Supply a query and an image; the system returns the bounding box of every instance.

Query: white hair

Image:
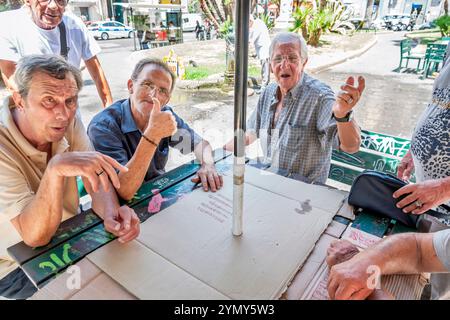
[269,32,308,62]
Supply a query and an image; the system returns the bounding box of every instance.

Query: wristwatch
[333,110,353,123]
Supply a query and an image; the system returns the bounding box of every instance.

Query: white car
[369,18,386,30]
[182,13,203,32]
[88,21,134,40]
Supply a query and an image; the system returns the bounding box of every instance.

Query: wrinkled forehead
[29,71,79,94]
[136,64,172,83]
[272,41,301,57]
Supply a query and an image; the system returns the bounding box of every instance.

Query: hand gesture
[49,152,128,193]
[103,205,140,243]
[144,96,177,142]
[333,76,366,117]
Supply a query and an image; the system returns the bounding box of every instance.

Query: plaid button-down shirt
[247,73,340,184]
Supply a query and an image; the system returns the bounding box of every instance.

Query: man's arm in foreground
[10,152,138,247]
[328,232,448,300]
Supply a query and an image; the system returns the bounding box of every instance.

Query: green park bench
[398,39,424,72]
[329,129,412,187]
[421,42,448,79]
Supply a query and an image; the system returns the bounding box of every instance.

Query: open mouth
[280,74,291,79]
[51,126,66,133]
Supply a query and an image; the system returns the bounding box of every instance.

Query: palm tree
[199,0,260,29]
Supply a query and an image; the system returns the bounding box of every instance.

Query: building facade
[68,0,108,22]
[274,0,447,29]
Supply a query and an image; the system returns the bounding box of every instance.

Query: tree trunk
[222,0,233,20]
[251,0,257,14]
[363,0,375,28]
[208,0,226,23]
[445,0,449,15]
[319,0,328,11]
[205,0,221,23]
[200,0,221,29]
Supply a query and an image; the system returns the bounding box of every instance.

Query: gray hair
[14,55,83,97]
[269,32,309,62]
[130,58,176,92]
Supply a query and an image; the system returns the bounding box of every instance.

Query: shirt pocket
[281,123,307,152]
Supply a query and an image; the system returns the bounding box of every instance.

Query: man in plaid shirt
[225,32,365,184]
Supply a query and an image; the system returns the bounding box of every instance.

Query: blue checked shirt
[247,73,340,184]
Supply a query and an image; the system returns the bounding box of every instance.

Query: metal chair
[398,39,423,71]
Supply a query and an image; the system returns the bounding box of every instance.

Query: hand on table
[103,205,140,243]
[191,163,223,192]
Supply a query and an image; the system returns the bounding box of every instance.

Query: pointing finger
[357,76,366,95]
[346,76,354,86]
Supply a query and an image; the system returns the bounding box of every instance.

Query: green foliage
[307,9,330,46]
[248,65,261,78]
[259,13,275,31]
[290,6,330,46]
[185,66,210,80]
[188,0,200,13]
[218,17,233,38]
[184,64,260,80]
[289,0,354,46]
[289,6,312,40]
[130,15,149,31]
[0,3,10,12]
[434,15,450,37]
[184,65,224,80]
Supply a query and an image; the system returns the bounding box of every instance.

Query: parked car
[415,21,437,30]
[88,21,134,40]
[381,14,412,31]
[369,18,386,30]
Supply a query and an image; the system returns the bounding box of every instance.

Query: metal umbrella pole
[232,0,250,236]
[130,7,137,51]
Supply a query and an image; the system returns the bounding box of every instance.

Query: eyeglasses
[271,55,300,65]
[37,0,69,7]
[140,81,170,99]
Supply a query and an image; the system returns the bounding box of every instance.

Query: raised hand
[333,76,366,117]
[49,151,128,193]
[144,96,177,142]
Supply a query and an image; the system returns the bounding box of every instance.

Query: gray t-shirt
[432,229,450,299]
